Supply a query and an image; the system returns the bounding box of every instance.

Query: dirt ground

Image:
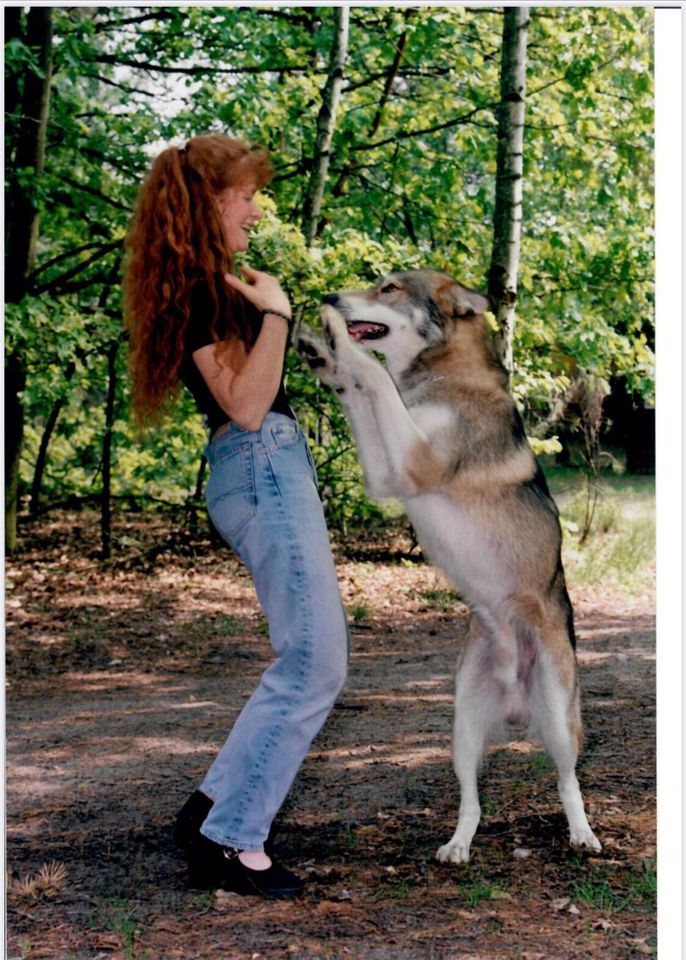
[5,511,656,960]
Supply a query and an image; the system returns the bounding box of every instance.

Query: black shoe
[173,790,214,850]
[187,835,304,899]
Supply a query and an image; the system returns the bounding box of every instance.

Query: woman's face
[215,182,262,254]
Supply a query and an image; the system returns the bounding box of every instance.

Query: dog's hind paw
[569,826,602,853]
[436,839,471,865]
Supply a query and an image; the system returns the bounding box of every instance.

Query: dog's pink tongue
[348,322,381,340]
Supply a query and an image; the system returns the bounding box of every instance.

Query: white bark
[301,6,350,246]
[488,6,530,375]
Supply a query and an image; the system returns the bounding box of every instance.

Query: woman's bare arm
[192,312,289,432]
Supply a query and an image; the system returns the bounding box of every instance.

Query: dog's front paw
[569,825,602,853]
[298,329,348,394]
[320,304,379,389]
[320,304,351,355]
[436,838,471,865]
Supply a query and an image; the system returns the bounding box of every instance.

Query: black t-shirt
[180,279,292,434]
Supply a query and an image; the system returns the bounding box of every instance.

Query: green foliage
[6,5,654,532]
[547,468,655,593]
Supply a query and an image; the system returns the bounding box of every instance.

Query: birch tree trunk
[5,6,54,552]
[301,6,349,245]
[488,6,529,376]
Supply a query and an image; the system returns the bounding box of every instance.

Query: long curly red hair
[124,134,273,426]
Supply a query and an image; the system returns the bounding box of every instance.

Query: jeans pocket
[206,442,257,540]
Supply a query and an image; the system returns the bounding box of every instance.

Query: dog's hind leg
[531,644,601,853]
[437,619,493,864]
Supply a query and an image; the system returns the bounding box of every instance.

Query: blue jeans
[198,413,349,852]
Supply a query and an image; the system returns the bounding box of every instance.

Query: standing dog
[299,269,600,863]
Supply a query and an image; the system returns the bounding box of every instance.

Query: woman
[124,134,349,899]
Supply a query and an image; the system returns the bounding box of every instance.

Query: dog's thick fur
[300,269,600,863]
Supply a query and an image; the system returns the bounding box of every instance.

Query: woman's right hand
[225,265,291,318]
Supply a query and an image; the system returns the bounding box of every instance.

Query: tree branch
[90,11,180,33]
[81,71,156,97]
[29,240,120,282]
[31,240,122,296]
[83,53,310,76]
[57,175,131,211]
[348,102,497,153]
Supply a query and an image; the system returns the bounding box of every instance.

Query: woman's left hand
[225,265,291,318]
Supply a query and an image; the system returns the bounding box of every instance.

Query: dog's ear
[434,281,490,320]
[452,285,490,318]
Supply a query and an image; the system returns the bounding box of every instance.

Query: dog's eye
[380,282,400,294]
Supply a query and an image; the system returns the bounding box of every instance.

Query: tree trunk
[101,339,119,559]
[301,6,349,245]
[4,6,53,552]
[4,7,25,167]
[186,456,208,535]
[5,7,53,297]
[29,365,75,517]
[488,6,529,376]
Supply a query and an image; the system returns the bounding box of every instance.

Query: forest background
[5,3,655,558]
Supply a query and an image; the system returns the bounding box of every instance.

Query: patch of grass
[96,896,140,960]
[545,469,655,592]
[530,752,553,777]
[459,881,497,907]
[572,876,626,913]
[385,879,410,899]
[7,861,67,900]
[341,822,357,849]
[211,614,241,635]
[413,588,462,611]
[627,858,657,907]
[348,603,370,622]
[564,515,654,589]
[193,890,214,911]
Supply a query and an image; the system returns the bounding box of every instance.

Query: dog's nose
[322,293,340,306]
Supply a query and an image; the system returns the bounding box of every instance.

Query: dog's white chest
[407,402,456,438]
[404,493,511,606]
